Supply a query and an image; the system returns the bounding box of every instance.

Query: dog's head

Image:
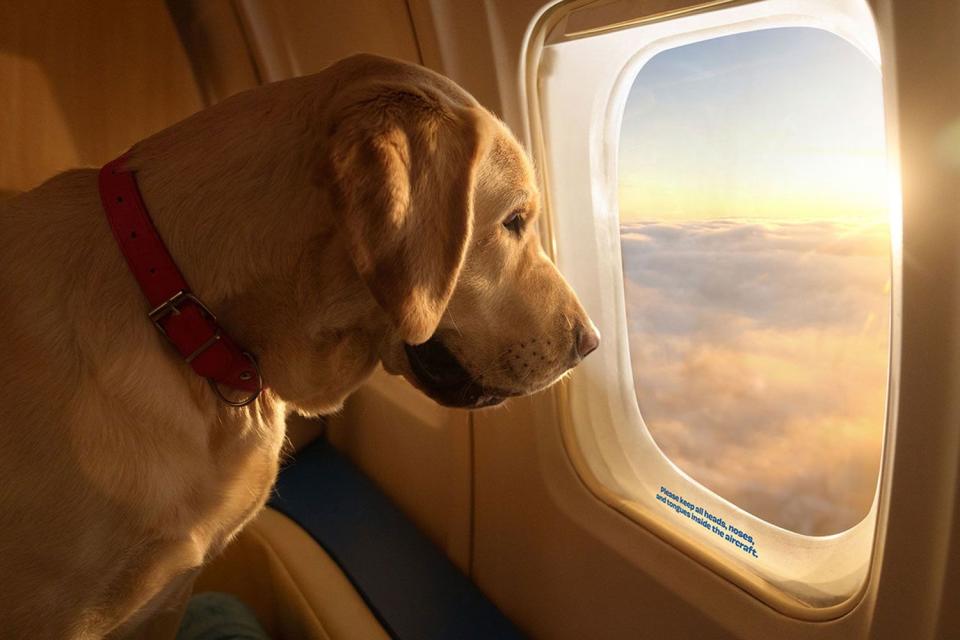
[318,56,598,409]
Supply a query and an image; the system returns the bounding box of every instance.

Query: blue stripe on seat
[269,438,526,640]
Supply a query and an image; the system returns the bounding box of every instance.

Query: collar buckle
[148,290,216,336]
[102,155,264,406]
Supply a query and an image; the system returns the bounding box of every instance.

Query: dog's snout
[574,322,600,360]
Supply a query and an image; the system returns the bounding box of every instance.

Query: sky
[618,27,888,222]
[617,28,891,535]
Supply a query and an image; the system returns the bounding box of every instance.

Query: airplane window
[618,27,890,536]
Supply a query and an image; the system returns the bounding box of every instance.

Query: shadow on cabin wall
[0,0,208,193]
[0,0,430,195]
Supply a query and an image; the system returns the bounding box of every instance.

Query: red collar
[98,155,262,406]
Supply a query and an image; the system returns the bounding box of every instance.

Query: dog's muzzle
[404,337,506,408]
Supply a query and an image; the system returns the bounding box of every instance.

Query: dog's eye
[503,210,525,236]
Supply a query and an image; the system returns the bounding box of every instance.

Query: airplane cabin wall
[0,0,203,196]
[0,0,425,195]
[227,0,421,82]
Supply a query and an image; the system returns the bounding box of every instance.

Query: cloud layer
[622,219,890,535]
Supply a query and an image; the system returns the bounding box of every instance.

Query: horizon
[618,27,888,224]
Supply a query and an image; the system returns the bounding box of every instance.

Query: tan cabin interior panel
[0,0,424,197]
[164,0,261,104]
[234,0,422,81]
[0,0,203,194]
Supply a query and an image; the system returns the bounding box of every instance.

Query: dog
[0,53,599,638]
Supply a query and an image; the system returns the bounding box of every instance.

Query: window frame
[521,0,901,619]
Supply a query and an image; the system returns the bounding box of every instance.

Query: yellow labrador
[0,54,598,638]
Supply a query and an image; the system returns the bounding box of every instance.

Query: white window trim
[521,0,901,619]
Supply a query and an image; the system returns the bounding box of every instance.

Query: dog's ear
[317,84,487,345]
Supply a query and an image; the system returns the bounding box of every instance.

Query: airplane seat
[195,434,525,640]
[193,415,387,640]
[193,506,389,640]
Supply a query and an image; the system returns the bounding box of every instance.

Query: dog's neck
[103,78,392,413]
[121,78,334,309]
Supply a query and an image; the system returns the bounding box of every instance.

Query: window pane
[618,27,890,536]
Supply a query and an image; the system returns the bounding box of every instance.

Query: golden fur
[0,54,595,638]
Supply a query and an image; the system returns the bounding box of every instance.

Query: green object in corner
[176,592,270,640]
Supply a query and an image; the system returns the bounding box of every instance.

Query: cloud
[622,219,890,535]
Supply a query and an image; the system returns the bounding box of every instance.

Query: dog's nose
[575,322,600,359]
